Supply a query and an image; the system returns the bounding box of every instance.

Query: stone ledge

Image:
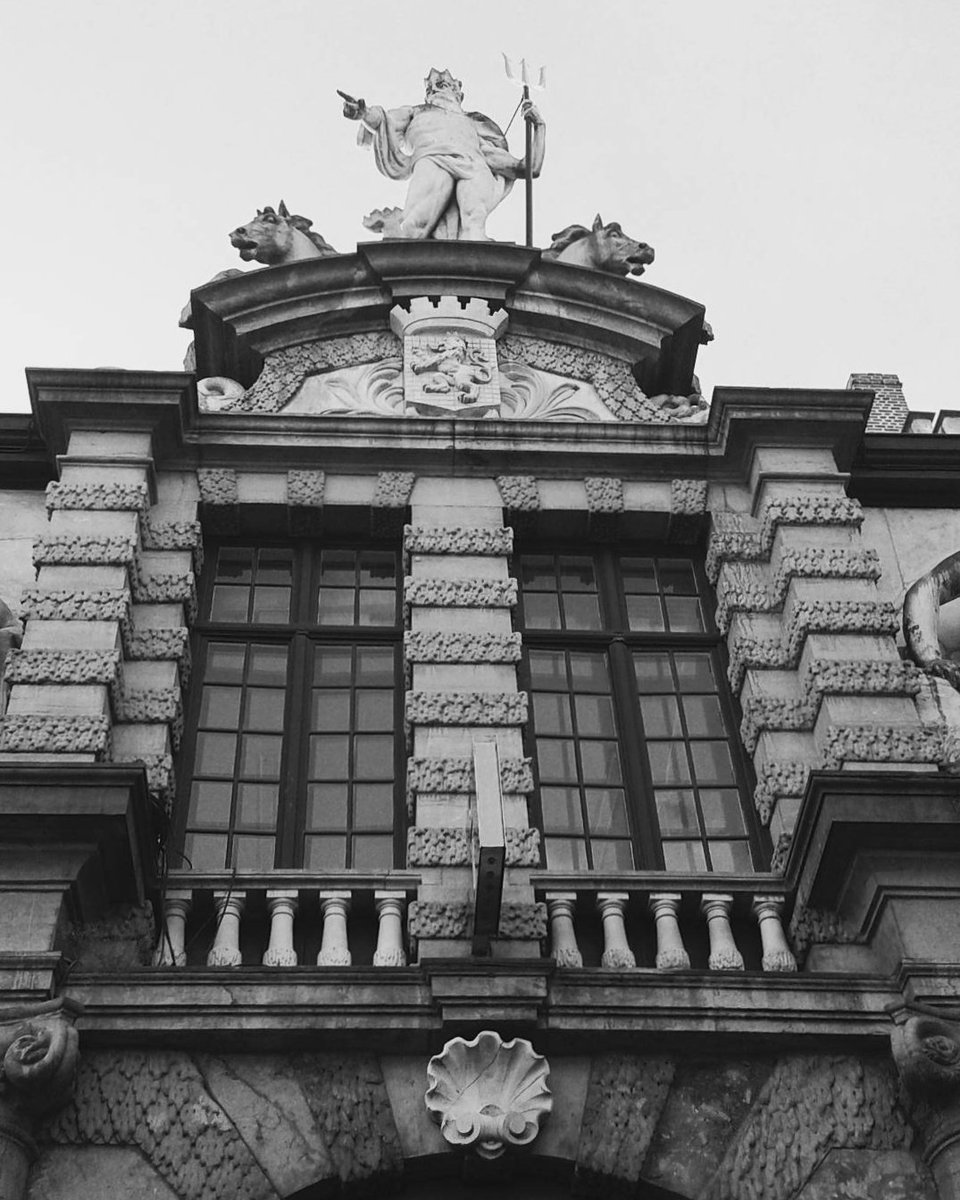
[45,481,150,515]
[404,578,518,609]
[0,714,112,755]
[404,525,513,556]
[405,691,528,726]
[404,630,522,664]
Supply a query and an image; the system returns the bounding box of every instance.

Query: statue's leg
[400,162,455,239]
[456,171,499,241]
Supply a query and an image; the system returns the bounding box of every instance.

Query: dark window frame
[514,543,765,873]
[173,539,406,873]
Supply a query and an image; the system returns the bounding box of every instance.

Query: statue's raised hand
[521,101,545,128]
[338,89,366,121]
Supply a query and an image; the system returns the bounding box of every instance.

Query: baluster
[700,893,744,971]
[597,892,636,969]
[649,892,690,971]
[207,890,245,968]
[546,893,582,967]
[752,894,797,972]
[317,890,352,966]
[373,890,407,966]
[154,890,191,967]
[263,890,299,967]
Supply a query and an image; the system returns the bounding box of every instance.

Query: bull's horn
[592,213,604,232]
[278,200,290,217]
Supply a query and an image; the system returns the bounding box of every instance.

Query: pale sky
[3,0,958,418]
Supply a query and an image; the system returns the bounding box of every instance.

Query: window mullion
[609,638,664,869]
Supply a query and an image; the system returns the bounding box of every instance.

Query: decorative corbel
[0,998,81,1200]
[891,1004,960,1199]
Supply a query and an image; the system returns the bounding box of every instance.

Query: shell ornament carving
[425,1031,551,1159]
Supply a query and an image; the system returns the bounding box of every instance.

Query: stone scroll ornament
[425,1032,551,1159]
[891,1005,960,1193]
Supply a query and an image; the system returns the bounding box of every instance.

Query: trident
[503,55,546,248]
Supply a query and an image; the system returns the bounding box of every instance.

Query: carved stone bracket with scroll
[892,1004,960,1199]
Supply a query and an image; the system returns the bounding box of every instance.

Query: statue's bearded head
[424,68,463,106]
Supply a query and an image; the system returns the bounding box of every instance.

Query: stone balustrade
[539,880,796,973]
[155,874,418,969]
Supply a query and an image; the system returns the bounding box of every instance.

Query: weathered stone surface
[584,477,624,514]
[758,494,864,552]
[404,525,513,555]
[642,1058,773,1198]
[797,1147,936,1199]
[405,691,528,726]
[499,901,547,939]
[408,900,545,939]
[28,1146,180,1200]
[45,481,149,515]
[286,470,325,508]
[4,649,121,689]
[43,1051,277,1200]
[0,714,111,755]
[404,630,521,664]
[407,755,533,795]
[140,517,202,553]
[704,1056,911,1200]
[754,759,810,824]
[575,1056,675,1190]
[672,478,709,516]
[405,578,517,609]
[195,1055,335,1197]
[820,724,942,769]
[133,566,197,616]
[65,903,155,971]
[197,468,239,506]
[33,534,137,568]
[495,474,539,511]
[20,588,130,626]
[125,626,190,665]
[373,471,415,508]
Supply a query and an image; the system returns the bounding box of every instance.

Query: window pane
[236,783,279,830]
[232,835,276,871]
[353,784,394,828]
[188,781,233,826]
[199,686,242,729]
[658,560,697,594]
[306,783,349,828]
[537,739,578,781]
[558,557,596,591]
[579,741,623,785]
[665,596,703,632]
[256,549,293,585]
[682,695,725,737]
[674,653,716,691]
[520,555,554,588]
[634,653,674,693]
[356,690,394,730]
[239,734,282,779]
[568,653,609,692]
[205,643,246,683]
[247,645,287,686]
[621,557,656,593]
[356,647,394,685]
[210,586,249,622]
[303,834,347,870]
[626,595,665,631]
[314,647,353,685]
[183,832,228,871]
[319,550,355,585]
[656,789,699,835]
[352,835,394,869]
[540,786,583,834]
[592,840,635,871]
[648,742,691,785]
[194,732,236,777]
[662,841,708,872]
[563,594,601,630]
[545,837,588,870]
[640,696,682,737]
[358,590,396,625]
[585,788,629,835]
[690,741,736,785]
[318,588,354,623]
[251,586,290,623]
[708,840,753,872]
[575,695,616,737]
[533,694,573,735]
[312,689,351,731]
[243,689,285,731]
[358,551,396,586]
[217,548,253,581]
[528,650,566,688]
[700,789,747,835]
[309,735,349,778]
[354,735,394,779]
[524,594,561,629]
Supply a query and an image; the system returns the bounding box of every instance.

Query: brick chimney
[847,372,907,433]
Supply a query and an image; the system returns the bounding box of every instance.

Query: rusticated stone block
[33,534,138,569]
[404,578,518,609]
[121,687,184,746]
[125,626,190,665]
[197,468,239,506]
[671,478,709,516]
[498,901,547,939]
[404,525,513,555]
[757,494,863,553]
[0,714,111,755]
[373,471,415,508]
[706,519,764,583]
[404,630,522,664]
[576,1056,676,1191]
[753,760,810,824]
[20,587,130,627]
[584,477,624,513]
[4,648,123,712]
[409,901,470,939]
[406,755,534,795]
[45,481,150,515]
[132,567,197,620]
[407,826,539,866]
[820,724,942,769]
[704,1056,910,1200]
[495,474,540,511]
[286,469,325,508]
[405,691,528,726]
